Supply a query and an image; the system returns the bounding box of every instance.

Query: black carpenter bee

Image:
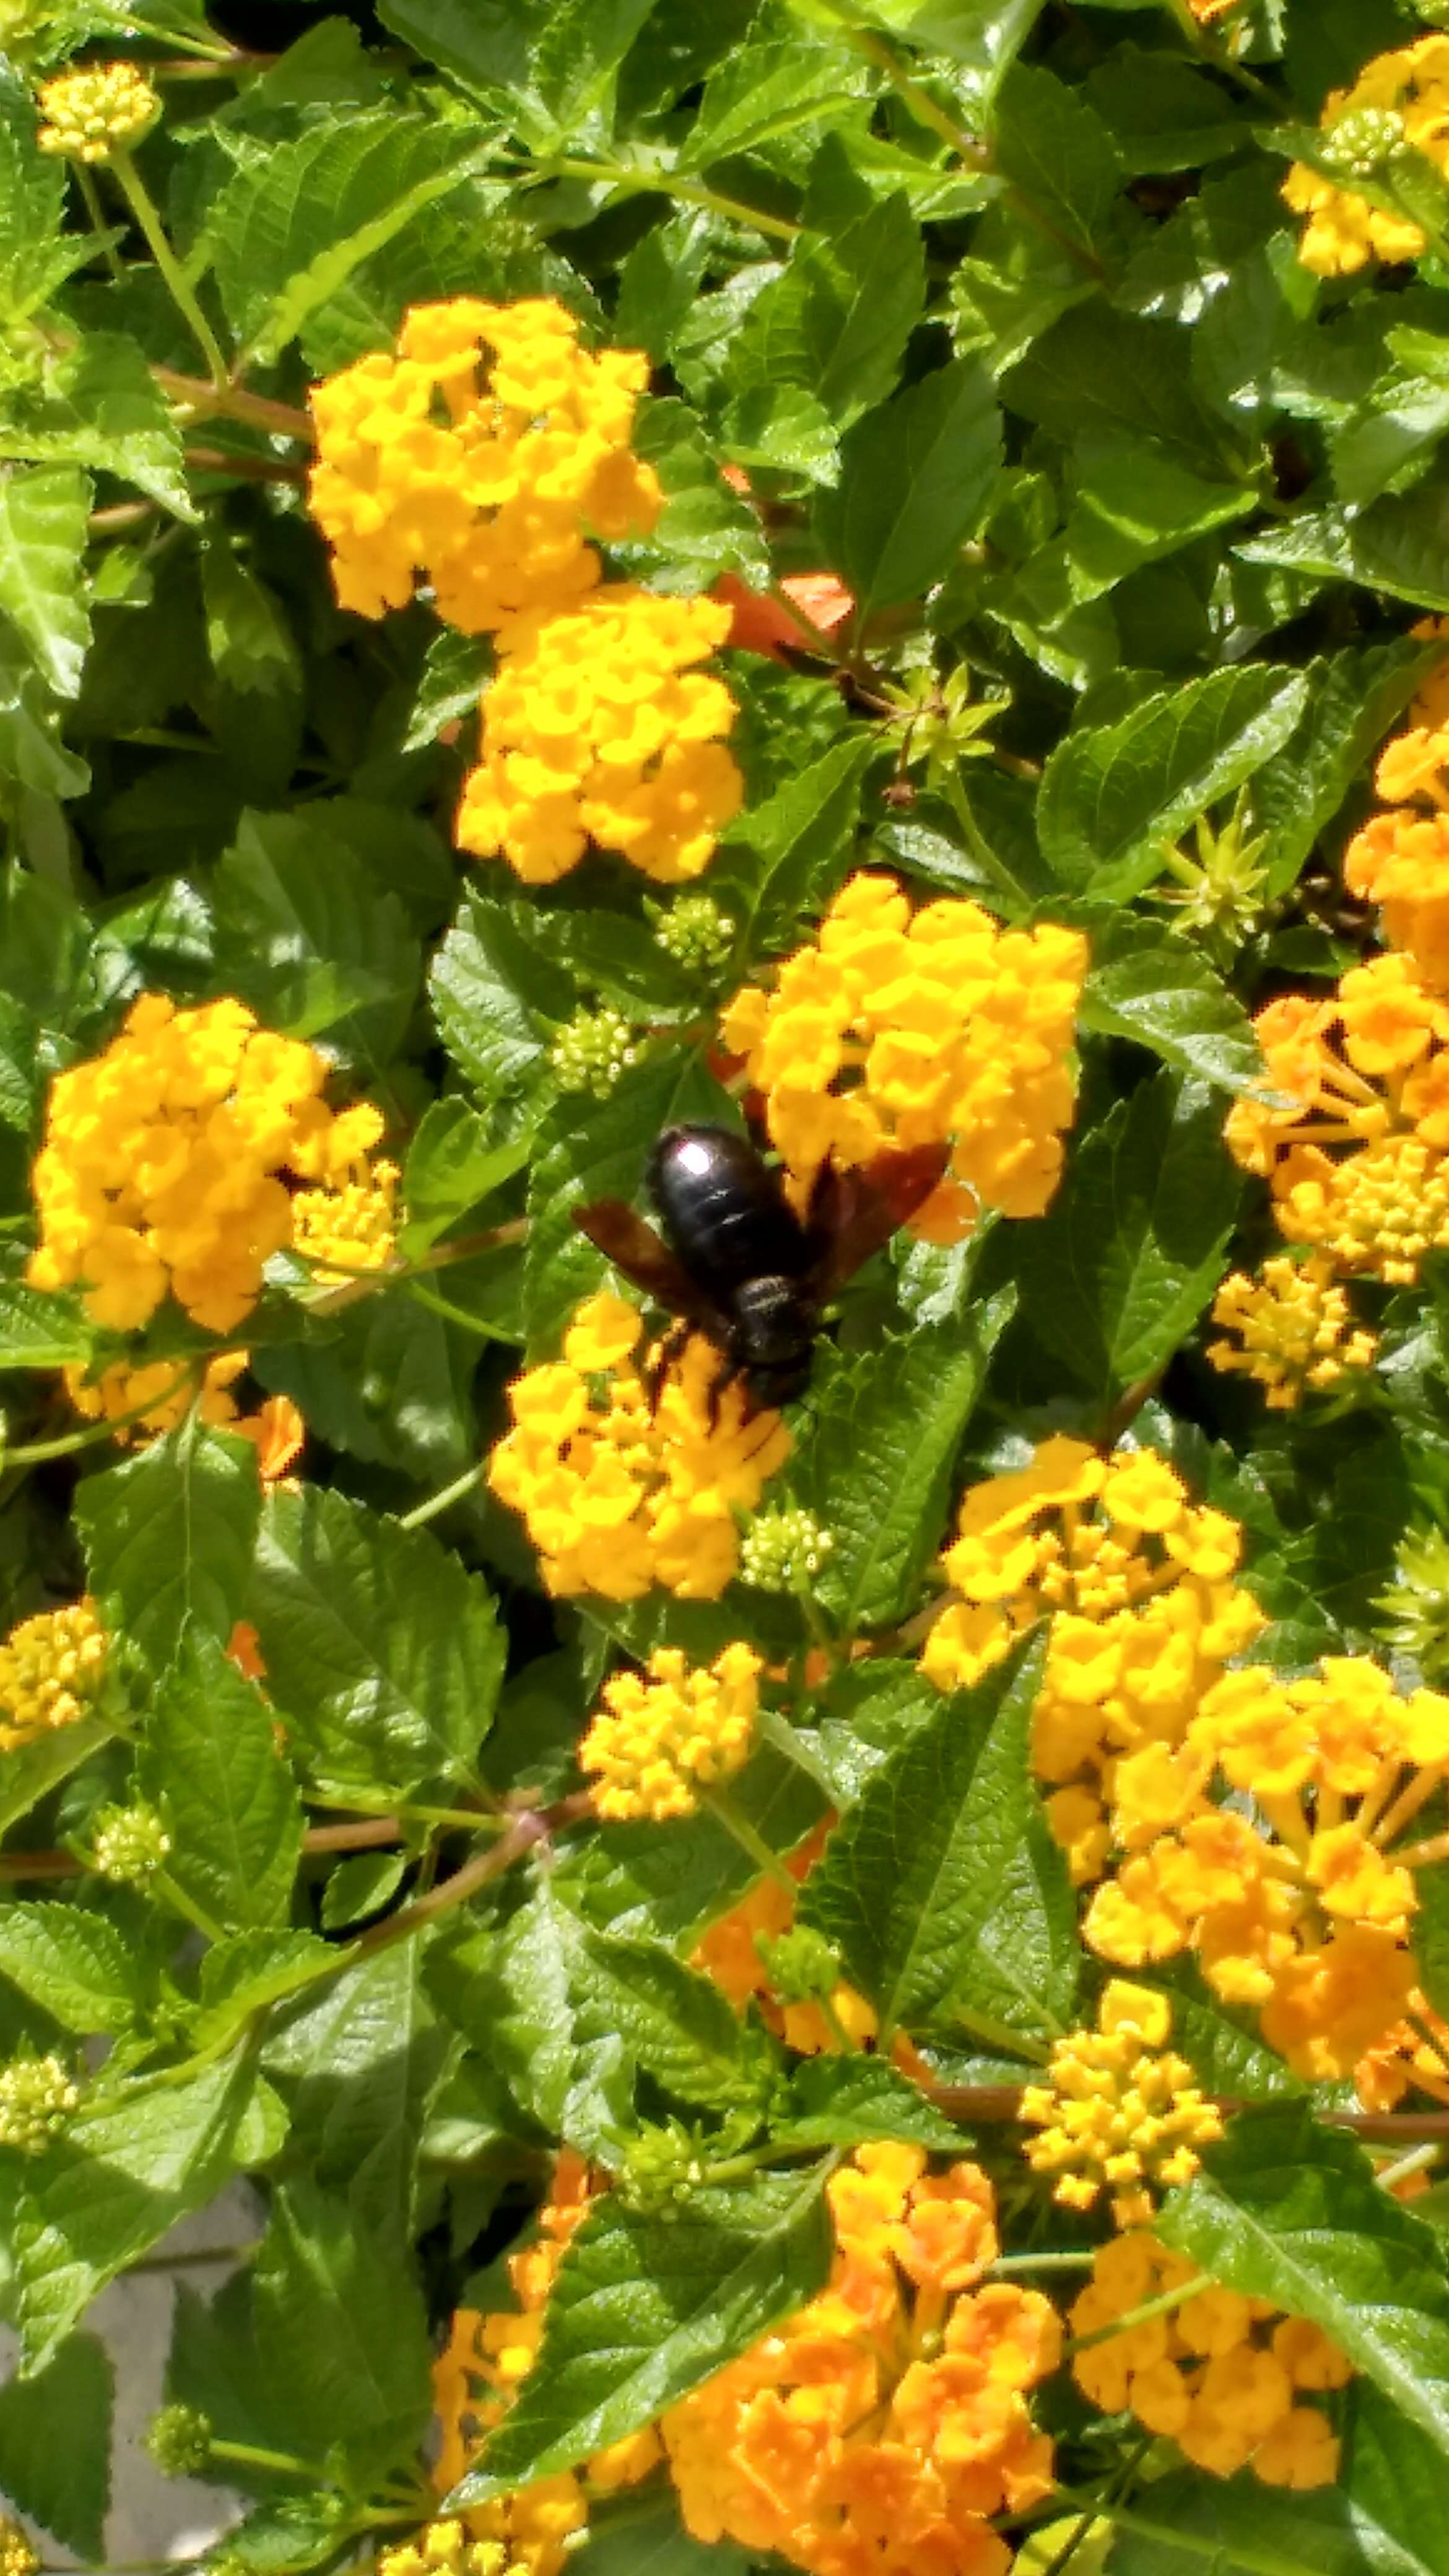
[573,1122,949,1416]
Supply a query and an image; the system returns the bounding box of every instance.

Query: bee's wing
[809,1141,952,1295]
[572,1198,722,1331]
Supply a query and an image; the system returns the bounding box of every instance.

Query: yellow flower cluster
[308,297,660,630]
[694,1821,886,2057]
[919,1438,1263,1888]
[1355,1988,1449,2110]
[37,60,158,161]
[291,1156,399,1285]
[661,2144,1059,2576]
[1207,1253,1378,1408]
[1284,39,1449,276]
[0,2052,80,2154]
[0,1599,107,1752]
[721,874,1087,1244]
[1070,2233,1350,2487]
[456,588,742,885]
[1223,953,1449,1286]
[425,2152,659,2574]
[1084,1652,1449,2081]
[0,2521,38,2576]
[1020,1982,1223,2229]
[580,1642,761,1822]
[64,1353,305,1477]
[487,1292,790,1601]
[28,994,387,1334]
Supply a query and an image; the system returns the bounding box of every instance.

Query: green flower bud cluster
[0,2051,79,2154]
[1377,1527,1449,1682]
[738,1504,834,1593]
[1319,107,1408,180]
[92,1798,171,1884]
[755,1923,843,2007]
[651,892,736,975]
[618,2117,710,2213]
[549,1004,643,1099]
[145,2401,214,2479]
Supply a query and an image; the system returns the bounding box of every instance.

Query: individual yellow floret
[0,1599,107,1752]
[456,587,742,884]
[580,1640,761,1822]
[36,60,159,161]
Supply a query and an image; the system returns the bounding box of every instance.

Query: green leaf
[681,28,866,167]
[570,1923,773,2113]
[250,1484,505,1802]
[1084,46,1253,173]
[0,1904,138,2037]
[15,2048,258,2367]
[1004,303,1227,469]
[957,1804,1081,2046]
[799,1633,1046,2037]
[1347,2382,1449,2576]
[400,1099,529,1257]
[76,1417,261,1676]
[1016,1074,1238,1404]
[1081,920,1263,1093]
[201,545,303,702]
[251,2181,433,2478]
[211,114,492,363]
[320,1850,407,1932]
[729,194,926,431]
[805,1295,1012,1632]
[1037,664,1310,897]
[713,734,874,955]
[0,72,79,328]
[1108,2456,1425,2576]
[1157,2105,1449,2458]
[0,465,92,698]
[141,1627,303,1934]
[0,334,194,520]
[0,1723,113,1840]
[581,2500,750,2576]
[402,628,488,754]
[453,2164,833,2502]
[0,2333,111,2556]
[192,1928,336,2053]
[630,396,771,588]
[778,2055,964,2151]
[374,0,543,90]
[211,807,420,1066]
[614,214,713,369]
[0,1283,94,1368]
[529,0,662,133]
[993,61,1123,264]
[264,1943,450,2248]
[1053,433,1255,607]
[430,889,572,1103]
[1235,472,1449,615]
[814,359,1001,621]
[1252,637,1442,897]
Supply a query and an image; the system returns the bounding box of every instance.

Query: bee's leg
[645,1317,693,1412]
[707,1352,746,1434]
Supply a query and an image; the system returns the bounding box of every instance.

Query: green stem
[988,2249,1097,2276]
[812,0,985,162]
[74,162,124,278]
[150,366,313,443]
[1061,2274,1207,2361]
[701,1786,799,1892]
[152,1866,227,1946]
[2,1360,204,1466]
[534,156,802,243]
[209,2435,330,2478]
[1157,0,1278,103]
[108,148,229,389]
[397,1464,485,1531]
[1376,2139,1441,2193]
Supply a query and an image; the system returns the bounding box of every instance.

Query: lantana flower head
[37,59,159,160]
[1020,1981,1224,2227]
[1083,1651,1449,2081]
[1224,955,1449,1284]
[308,296,660,630]
[721,872,1087,1245]
[487,1292,790,1600]
[28,994,388,1335]
[456,586,742,885]
[1206,1253,1377,1408]
[694,1819,886,2058]
[580,1640,762,1821]
[920,1437,1263,1886]
[1283,37,1449,275]
[0,1598,107,1751]
[63,1352,305,1477]
[1070,2232,1350,2487]
[661,2143,1058,2576]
